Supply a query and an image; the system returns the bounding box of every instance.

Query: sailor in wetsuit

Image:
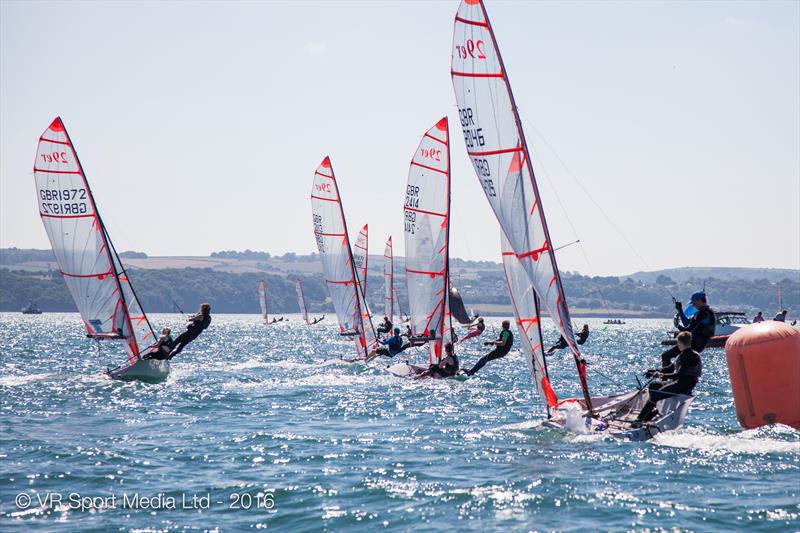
[545,324,589,355]
[168,303,212,358]
[376,316,393,336]
[423,342,459,379]
[460,317,486,342]
[660,292,715,367]
[635,331,702,426]
[375,327,409,357]
[144,327,174,360]
[463,320,514,376]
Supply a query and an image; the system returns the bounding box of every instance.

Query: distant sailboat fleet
[29,0,792,439]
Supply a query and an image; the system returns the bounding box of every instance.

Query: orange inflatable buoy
[725,322,800,429]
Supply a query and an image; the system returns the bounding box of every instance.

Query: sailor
[144,327,174,360]
[774,310,788,322]
[375,327,409,357]
[168,303,212,358]
[423,342,459,379]
[463,320,513,376]
[660,291,715,367]
[545,324,589,355]
[460,317,486,342]
[634,331,702,426]
[311,315,325,325]
[376,316,393,335]
[753,312,765,323]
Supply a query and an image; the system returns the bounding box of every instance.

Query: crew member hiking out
[660,291,715,367]
[376,316,393,336]
[459,317,485,342]
[375,327,409,357]
[422,342,459,379]
[545,324,589,355]
[144,327,174,360]
[634,331,702,427]
[463,320,513,376]
[169,303,212,358]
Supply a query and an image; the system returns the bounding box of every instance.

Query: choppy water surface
[1,313,797,531]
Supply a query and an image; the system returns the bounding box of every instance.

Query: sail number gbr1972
[39,188,89,215]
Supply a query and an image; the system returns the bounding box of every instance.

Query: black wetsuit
[169,313,211,358]
[639,347,702,422]
[144,334,174,360]
[546,328,587,354]
[466,329,513,376]
[660,305,716,366]
[376,319,393,335]
[428,353,459,379]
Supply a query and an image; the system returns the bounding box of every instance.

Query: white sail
[501,233,558,414]
[33,117,155,364]
[295,278,309,324]
[258,280,268,321]
[311,156,376,358]
[384,236,393,322]
[451,0,591,405]
[404,117,453,363]
[353,223,369,294]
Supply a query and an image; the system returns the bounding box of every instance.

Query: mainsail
[404,117,453,363]
[311,156,376,358]
[33,117,156,364]
[384,236,393,322]
[449,283,472,325]
[353,223,369,294]
[451,0,591,408]
[295,278,309,324]
[502,233,558,415]
[259,280,268,322]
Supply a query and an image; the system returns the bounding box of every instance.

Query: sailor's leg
[466,348,499,375]
[637,381,664,422]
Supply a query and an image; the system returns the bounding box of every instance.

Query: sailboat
[258,280,269,323]
[353,224,369,294]
[33,117,166,382]
[387,118,454,379]
[296,278,310,324]
[451,0,693,439]
[311,156,378,360]
[383,236,394,324]
[393,288,410,323]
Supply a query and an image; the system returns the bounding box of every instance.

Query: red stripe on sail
[451,70,503,78]
[311,194,339,202]
[61,269,114,279]
[39,137,71,146]
[423,133,447,145]
[455,15,488,27]
[40,213,94,219]
[410,161,447,175]
[315,231,345,237]
[315,171,334,179]
[407,268,444,277]
[468,147,523,157]
[34,168,81,174]
[404,206,446,218]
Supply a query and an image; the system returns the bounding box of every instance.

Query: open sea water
[0,312,798,532]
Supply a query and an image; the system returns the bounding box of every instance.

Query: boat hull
[107,358,170,383]
[661,335,729,348]
[545,389,694,442]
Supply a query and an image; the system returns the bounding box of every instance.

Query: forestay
[33,117,155,364]
[295,278,309,324]
[501,233,558,415]
[384,236,393,322]
[259,280,268,321]
[451,0,591,408]
[404,117,453,363]
[311,157,376,357]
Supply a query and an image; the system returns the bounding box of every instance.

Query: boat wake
[652,425,800,454]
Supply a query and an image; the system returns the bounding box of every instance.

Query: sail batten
[404,118,453,363]
[451,0,591,408]
[33,117,155,364]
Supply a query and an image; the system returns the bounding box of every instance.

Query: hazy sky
[2,1,798,276]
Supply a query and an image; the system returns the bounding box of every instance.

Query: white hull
[107,358,170,383]
[386,362,428,379]
[544,389,694,442]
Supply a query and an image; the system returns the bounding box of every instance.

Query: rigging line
[519,109,676,301]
